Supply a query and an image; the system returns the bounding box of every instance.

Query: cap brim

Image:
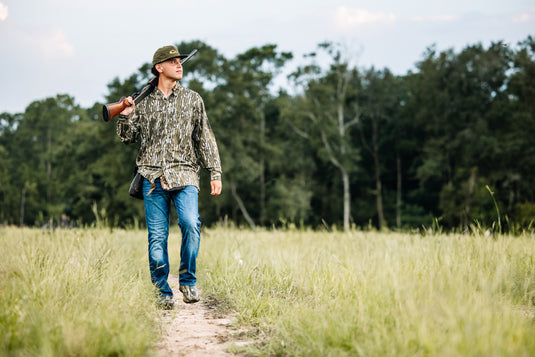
[154,55,188,66]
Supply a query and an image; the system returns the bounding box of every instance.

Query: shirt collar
[171,82,182,95]
[154,81,181,99]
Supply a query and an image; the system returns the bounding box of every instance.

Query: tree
[208,44,292,228]
[284,42,361,231]
[0,112,21,224]
[407,42,512,227]
[357,68,406,229]
[8,95,81,226]
[2,37,534,231]
[504,36,535,224]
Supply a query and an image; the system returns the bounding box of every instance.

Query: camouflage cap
[152,45,187,66]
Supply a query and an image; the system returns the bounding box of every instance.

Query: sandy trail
[155,275,236,357]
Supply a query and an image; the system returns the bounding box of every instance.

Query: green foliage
[0,37,534,231]
[437,168,497,228]
[514,202,535,227]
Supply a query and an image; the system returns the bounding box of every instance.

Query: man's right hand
[120,96,135,116]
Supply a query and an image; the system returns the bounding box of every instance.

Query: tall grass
[0,227,159,357]
[199,228,535,356]
[2,226,534,356]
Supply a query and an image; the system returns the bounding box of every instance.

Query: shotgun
[102,49,198,122]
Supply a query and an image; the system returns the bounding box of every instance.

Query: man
[116,45,222,309]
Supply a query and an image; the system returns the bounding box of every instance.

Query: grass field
[1,226,534,356]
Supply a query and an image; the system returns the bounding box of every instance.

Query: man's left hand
[210,180,222,196]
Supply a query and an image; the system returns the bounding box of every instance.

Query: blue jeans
[142,178,201,297]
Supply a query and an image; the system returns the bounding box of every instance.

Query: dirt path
[154,275,237,357]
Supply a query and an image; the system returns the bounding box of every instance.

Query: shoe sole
[179,286,200,303]
[157,302,174,310]
[182,296,200,303]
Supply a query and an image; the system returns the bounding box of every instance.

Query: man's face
[157,57,183,81]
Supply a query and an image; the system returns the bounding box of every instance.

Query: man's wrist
[210,173,221,181]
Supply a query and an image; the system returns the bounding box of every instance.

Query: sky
[0,0,533,114]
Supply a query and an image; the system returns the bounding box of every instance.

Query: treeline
[1,37,534,231]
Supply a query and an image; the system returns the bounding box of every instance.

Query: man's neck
[157,77,177,98]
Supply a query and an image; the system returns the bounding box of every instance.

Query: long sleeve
[116,113,140,144]
[194,99,222,181]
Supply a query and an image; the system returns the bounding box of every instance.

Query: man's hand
[210,180,222,196]
[120,96,135,116]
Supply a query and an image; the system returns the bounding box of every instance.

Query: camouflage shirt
[116,82,222,191]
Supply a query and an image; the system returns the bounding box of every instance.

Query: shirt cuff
[210,172,222,181]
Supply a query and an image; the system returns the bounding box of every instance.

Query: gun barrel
[181,49,198,65]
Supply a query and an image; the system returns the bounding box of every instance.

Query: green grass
[1,226,534,356]
[198,228,535,356]
[0,227,158,357]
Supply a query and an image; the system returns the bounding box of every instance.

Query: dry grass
[199,228,535,356]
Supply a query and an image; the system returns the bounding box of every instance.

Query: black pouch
[129,167,144,200]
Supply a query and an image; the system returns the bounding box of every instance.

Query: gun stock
[102,97,129,122]
[102,49,198,122]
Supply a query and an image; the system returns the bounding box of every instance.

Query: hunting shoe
[179,285,200,303]
[157,295,174,310]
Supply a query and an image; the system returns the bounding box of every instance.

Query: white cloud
[511,10,535,23]
[0,2,8,21]
[411,14,458,23]
[334,6,397,29]
[4,25,76,60]
[39,29,75,59]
